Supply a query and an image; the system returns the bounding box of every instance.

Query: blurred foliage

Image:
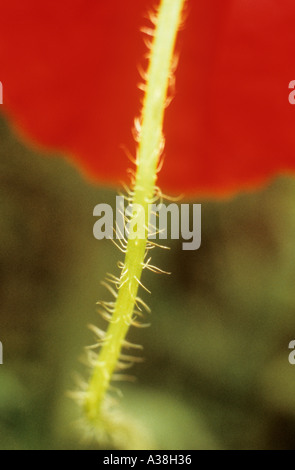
[1,116,295,449]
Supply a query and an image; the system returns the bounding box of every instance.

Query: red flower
[0,0,295,196]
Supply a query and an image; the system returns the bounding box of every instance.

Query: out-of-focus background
[1,115,295,450]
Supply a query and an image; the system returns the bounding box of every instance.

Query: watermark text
[289,340,295,365]
[93,196,201,250]
[288,80,295,104]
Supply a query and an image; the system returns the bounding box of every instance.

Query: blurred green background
[1,115,295,450]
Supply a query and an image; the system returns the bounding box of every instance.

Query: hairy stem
[84,0,185,424]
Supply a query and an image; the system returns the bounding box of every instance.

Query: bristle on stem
[82,0,186,428]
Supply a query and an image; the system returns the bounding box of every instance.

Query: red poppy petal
[0,0,295,196]
[169,0,295,196]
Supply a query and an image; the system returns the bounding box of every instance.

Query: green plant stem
[84,0,185,424]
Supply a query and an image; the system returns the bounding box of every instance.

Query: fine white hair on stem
[79,0,186,435]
